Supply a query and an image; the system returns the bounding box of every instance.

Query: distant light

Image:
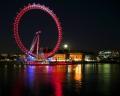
[63,44,68,49]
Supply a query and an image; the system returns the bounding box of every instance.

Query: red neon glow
[13,3,62,58]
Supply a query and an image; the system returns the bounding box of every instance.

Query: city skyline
[0,0,120,53]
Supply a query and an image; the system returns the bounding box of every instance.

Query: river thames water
[0,63,120,96]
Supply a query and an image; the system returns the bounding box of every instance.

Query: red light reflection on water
[51,66,66,96]
[11,65,67,96]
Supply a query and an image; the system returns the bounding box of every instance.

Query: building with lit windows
[50,54,66,62]
[69,53,83,61]
[97,50,120,62]
[49,50,84,62]
[84,53,97,62]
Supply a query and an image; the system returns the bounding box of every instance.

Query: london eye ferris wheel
[13,3,62,61]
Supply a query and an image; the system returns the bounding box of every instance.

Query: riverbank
[0,61,120,66]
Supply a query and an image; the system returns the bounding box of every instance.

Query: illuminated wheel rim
[13,4,62,58]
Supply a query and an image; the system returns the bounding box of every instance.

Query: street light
[63,44,68,49]
[63,44,70,62]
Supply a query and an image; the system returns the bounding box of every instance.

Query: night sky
[0,0,120,53]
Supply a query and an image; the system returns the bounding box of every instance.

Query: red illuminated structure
[13,3,62,62]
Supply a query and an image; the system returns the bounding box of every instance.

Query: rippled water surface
[0,63,120,96]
